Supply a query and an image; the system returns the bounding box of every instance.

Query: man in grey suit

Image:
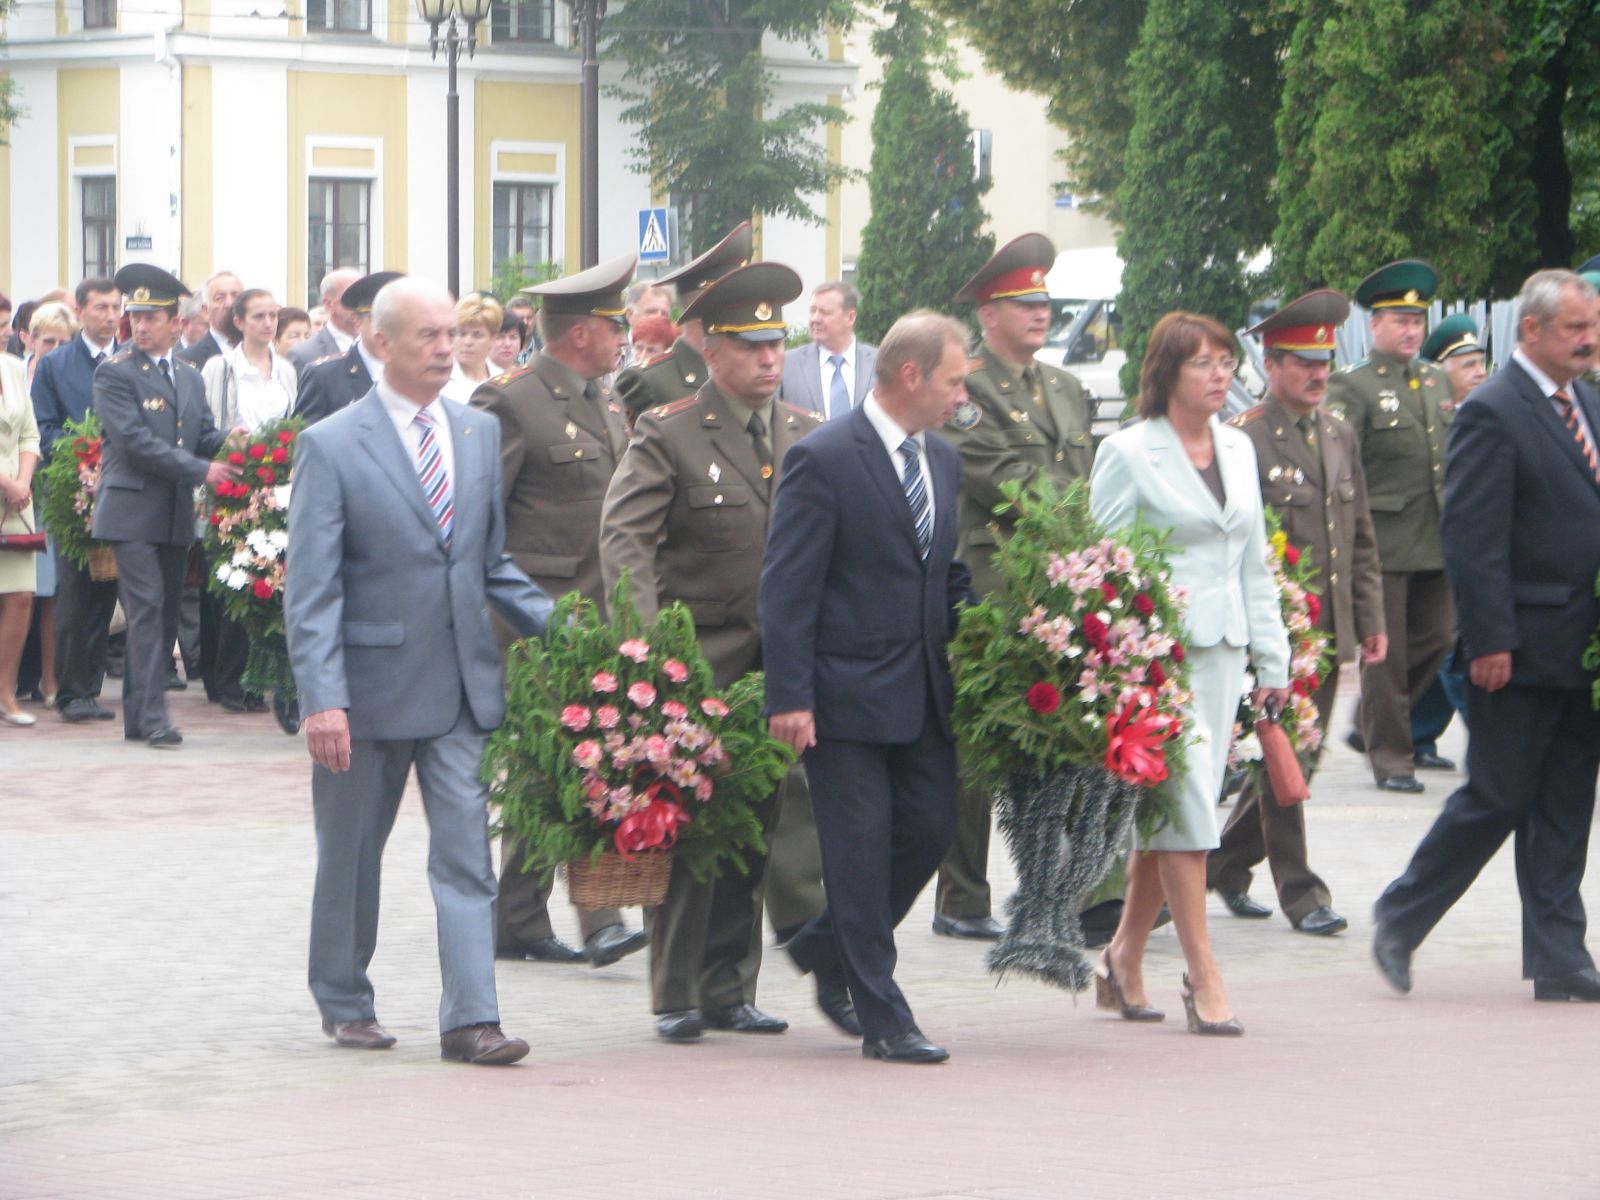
[779,282,879,421]
[286,277,554,1065]
[288,267,361,375]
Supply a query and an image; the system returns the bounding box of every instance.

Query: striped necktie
[411,408,455,547]
[899,436,931,559]
[1555,389,1600,485]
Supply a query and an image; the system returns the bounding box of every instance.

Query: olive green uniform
[614,337,707,423]
[936,343,1095,918]
[1325,348,1456,782]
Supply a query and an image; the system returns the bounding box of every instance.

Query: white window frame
[68,135,118,285]
[305,135,383,302]
[489,139,564,275]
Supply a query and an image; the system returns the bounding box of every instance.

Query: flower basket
[86,544,118,582]
[564,849,673,910]
[38,412,116,572]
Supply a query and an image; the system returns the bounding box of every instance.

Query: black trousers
[1375,680,1600,979]
[53,546,119,707]
[788,696,958,1042]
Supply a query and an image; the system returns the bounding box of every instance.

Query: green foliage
[854,2,993,343]
[0,0,20,144]
[487,255,561,303]
[37,413,105,569]
[484,578,792,882]
[602,1,859,255]
[1584,569,1600,712]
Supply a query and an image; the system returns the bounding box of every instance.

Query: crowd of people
[3,225,1598,1068]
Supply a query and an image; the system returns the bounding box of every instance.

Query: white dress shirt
[329,324,355,354]
[818,338,857,421]
[862,391,935,529]
[355,338,384,387]
[80,331,114,362]
[1513,346,1598,448]
[224,344,296,430]
[377,381,454,500]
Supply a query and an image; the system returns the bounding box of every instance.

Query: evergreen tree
[0,0,20,141]
[854,2,993,344]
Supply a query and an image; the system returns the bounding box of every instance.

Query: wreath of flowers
[38,412,109,568]
[203,420,300,634]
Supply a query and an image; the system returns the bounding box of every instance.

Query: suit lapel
[353,391,446,545]
[1143,417,1224,526]
[853,406,920,553]
[1513,361,1599,490]
[853,345,876,406]
[442,400,479,558]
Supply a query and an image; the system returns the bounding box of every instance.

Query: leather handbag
[1256,713,1310,806]
[0,511,45,553]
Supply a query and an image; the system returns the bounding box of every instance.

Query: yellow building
[1,0,856,305]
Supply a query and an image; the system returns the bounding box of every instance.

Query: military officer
[471,254,649,971]
[613,222,752,423]
[92,265,237,747]
[1207,291,1387,934]
[292,271,402,426]
[600,263,848,1043]
[936,233,1096,939]
[1325,260,1455,793]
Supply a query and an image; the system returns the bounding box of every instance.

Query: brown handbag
[1256,713,1310,806]
[0,511,45,553]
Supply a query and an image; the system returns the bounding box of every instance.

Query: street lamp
[573,0,606,269]
[416,0,492,297]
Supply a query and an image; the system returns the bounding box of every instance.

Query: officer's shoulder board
[650,395,700,421]
[107,348,134,365]
[491,364,535,389]
[174,355,199,372]
[1336,358,1367,376]
[965,355,989,375]
[1228,404,1266,429]
[780,401,824,424]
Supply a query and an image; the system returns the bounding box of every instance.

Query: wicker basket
[564,849,672,909]
[86,544,118,582]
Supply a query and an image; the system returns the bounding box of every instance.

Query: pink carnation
[571,740,603,770]
[662,659,690,683]
[694,776,714,802]
[661,700,689,719]
[595,705,621,730]
[560,704,592,732]
[700,697,729,719]
[591,671,619,693]
[618,639,651,663]
[627,681,658,709]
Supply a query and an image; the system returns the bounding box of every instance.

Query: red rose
[1284,544,1301,566]
[1171,642,1186,664]
[1149,661,1167,687]
[227,451,246,466]
[1305,593,1322,623]
[270,447,288,465]
[1132,592,1155,617]
[1101,581,1118,602]
[251,578,274,600]
[255,466,276,483]
[1081,612,1109,647]
[208,511,222,526]
[1025,682,1062,714]
[248,444,267,460]
[277,430,295,444]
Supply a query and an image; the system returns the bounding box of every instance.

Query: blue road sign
[638,207,670,264]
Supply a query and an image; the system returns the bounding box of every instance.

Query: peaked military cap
[660,222,754,303]
[1420,313,1484,363]
[680,262,801,342]
[524,253,637,323]
[1246,289,1349,362]
[1353,259,1437,313]
[1578,253,1600,275]
[953,233,1055,305]
[115,264,189,312]
[342,270,405,315]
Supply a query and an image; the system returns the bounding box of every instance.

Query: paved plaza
[4,668,1598,1199]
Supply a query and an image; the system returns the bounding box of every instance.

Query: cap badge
[133,287,151,303]
[754,302,772,321]
[1404,289,1419,304]
[1315,326,1329,343]
[1030,270,1044,285]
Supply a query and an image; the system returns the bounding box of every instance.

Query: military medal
[761,465,773,479]
[708,462,721,483]
[1292,467,1305,484]
[949,400,981,430]
[1379,393,1399,412]
[1268,466,1282,481]
[565,421,578,439]
[1010,409,1029,423]
[143,397,167,412]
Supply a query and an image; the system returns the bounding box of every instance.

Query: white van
[1032,246,1126,432]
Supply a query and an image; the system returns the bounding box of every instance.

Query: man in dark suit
[779,282,879,420]
[762,310,975,1063]
[92,265,237,747]
[176,270,241,369]
[288,268,361,376]
[31,276,122,722]
[1374,268,1600,1001]
[293,272,401,426]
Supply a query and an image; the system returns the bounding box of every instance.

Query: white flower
[215,563,231,583]
[1233,732,1263,763]
[232,549,252,568]
[269,529,288,550]
[226,568,250,590]
[273,484,292,510]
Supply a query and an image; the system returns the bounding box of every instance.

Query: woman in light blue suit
[1089,312,1290,1036]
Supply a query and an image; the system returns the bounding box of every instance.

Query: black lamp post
[417,0,492,297]
[573,0,606,269]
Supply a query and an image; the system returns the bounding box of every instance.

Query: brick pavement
[3,670,1598,1198]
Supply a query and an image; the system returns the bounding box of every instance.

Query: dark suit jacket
[286,325,342,376]
[779,340,879,419]
[293,343,373,426]
[760,404,971,743]
[1442,358,1600,690]
[178,329,227,369]
[31,335,119,458]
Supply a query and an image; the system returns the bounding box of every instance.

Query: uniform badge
[1379,392,1399,412]
[949,401,981,430]
[1010,409,1030,424]
[1327,405,1347,422]
[1425,376,1437,387]
[754,302,772,321]
[1440,398,1457,414]
[608,402,622,414]
[760,465,773,479]
[1292,468,1305,485]
[143,397,167,412]
[1268,466,1282,481]
[565,421,578,439]
[708,462,721,483]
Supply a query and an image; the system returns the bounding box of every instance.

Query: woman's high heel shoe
[1180,973,1243,1037]
[1094,952,1164,1022]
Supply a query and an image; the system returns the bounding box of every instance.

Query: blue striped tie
[412,408,454,548]
[899,436,931,559]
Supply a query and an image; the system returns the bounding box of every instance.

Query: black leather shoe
[1373,926,1412,994]
[1533,967,1600,1002]
[703,1003,788,1034]
[655,1009,703,1041]
[498,936,584,964]
[146,728,183,748]
[1344,728,1367,754]
[584,924,647,967]
[1413,751,1456,771]
[932,913,1004,940]
[273,693,301,735]
[165,671,187,692]
[61,698,111,723]
[863,1028,949,1064]
[1217,889,1273,919]
[814,974,862,1036]
[1378,775,1425,794]
[1294,906,1348,936]
[220,697,251,713]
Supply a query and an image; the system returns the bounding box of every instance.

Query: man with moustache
[1374,269,1600,1003]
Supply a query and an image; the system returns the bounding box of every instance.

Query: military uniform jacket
[293,343,373,426]
[470,352,628,604]
[92,348,225,545]
[1230,396,1385,663]
[1324,347,1454,572]
[941,342,1094,597]
[599,383,823,687]
[614,337,707,419]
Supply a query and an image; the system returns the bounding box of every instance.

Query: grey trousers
[112,541,186,738]
[309,706,502,1033]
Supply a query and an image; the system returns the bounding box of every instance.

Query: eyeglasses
[1183,355,1239,375]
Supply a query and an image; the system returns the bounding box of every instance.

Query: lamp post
[573,0,606,269]
[416,0,492,297]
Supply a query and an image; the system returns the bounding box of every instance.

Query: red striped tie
[1555,389,1600,485]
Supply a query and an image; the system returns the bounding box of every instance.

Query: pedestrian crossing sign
[638,207,670,264]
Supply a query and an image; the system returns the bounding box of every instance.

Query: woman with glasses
[1087,312,1290,1036]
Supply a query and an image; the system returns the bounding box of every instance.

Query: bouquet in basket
[1226,511,1335,781]
[38,411,116,576]
[484,578,791,901]
[203,419,302,698]
[950,480,1193,990]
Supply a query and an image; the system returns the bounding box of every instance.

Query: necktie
[158,357,171,384]
[1297,415,1316,448]
[93,352,105,367]
[899,436,931,559]
[1555,389,1600,484]
[411,408,455,547]
[748,411,773,480]
[828,354,850,420]
[1023,365,1044,407]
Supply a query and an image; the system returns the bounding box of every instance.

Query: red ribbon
[613,779,691,860]
[1104,698,1173,787]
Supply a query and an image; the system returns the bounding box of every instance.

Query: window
[492,182,554,273]
[84,0,116,28]
[307,178,370,306]
[306,0,371,34]
[490,0,554,44]
[82,178,116,281]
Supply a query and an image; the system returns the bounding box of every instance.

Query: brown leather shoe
[440,1022,529,1065]
[321,1016,397,1050]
